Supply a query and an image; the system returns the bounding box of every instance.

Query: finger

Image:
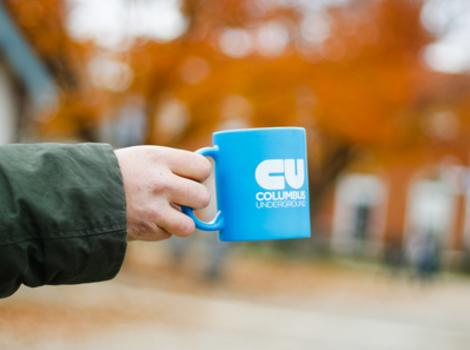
[157,205,196,237]
[164,148,212,181]
[167,175,211,209]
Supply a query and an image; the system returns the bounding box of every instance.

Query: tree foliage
[6,0,470,210]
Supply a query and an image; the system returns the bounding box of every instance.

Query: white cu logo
[255,159,305,190]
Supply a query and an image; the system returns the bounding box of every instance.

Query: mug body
[213,127,310,242]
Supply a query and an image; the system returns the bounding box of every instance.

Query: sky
[422,0,470,73]
[66,0,470,73]
[66,0,187,48]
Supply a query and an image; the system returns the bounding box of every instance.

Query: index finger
[165,148,212,181]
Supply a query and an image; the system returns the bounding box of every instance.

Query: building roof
[0,1,57,113]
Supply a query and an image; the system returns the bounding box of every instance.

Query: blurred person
[0,143,211,298]
[408,231,441,282]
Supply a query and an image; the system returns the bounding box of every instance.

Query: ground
[1,241,470,350]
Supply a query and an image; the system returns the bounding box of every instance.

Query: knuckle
[173,218,195,237]
[158,146,173,160]
[162,147,185,163]
[198,156,212,178]
[151,176,169,193]
[151,147,174,166]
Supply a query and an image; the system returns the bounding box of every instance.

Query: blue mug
[183,127,311,242]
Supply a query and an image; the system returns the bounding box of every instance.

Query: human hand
[114,146,211,241]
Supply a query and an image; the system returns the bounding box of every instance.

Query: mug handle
[182,146,224,231]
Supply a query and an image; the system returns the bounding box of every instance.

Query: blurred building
[0,2,57,144]
[329,159,470,266]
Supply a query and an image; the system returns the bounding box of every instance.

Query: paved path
[2,273,470,350]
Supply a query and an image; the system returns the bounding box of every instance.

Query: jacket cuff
[88,144,128,281]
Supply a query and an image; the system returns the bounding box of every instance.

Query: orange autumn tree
[7,0,470,215]
[127,0,439,210]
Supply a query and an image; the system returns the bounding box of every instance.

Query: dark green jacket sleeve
[0,143,127,298]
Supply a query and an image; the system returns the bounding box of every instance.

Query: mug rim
[214,126,305,136]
